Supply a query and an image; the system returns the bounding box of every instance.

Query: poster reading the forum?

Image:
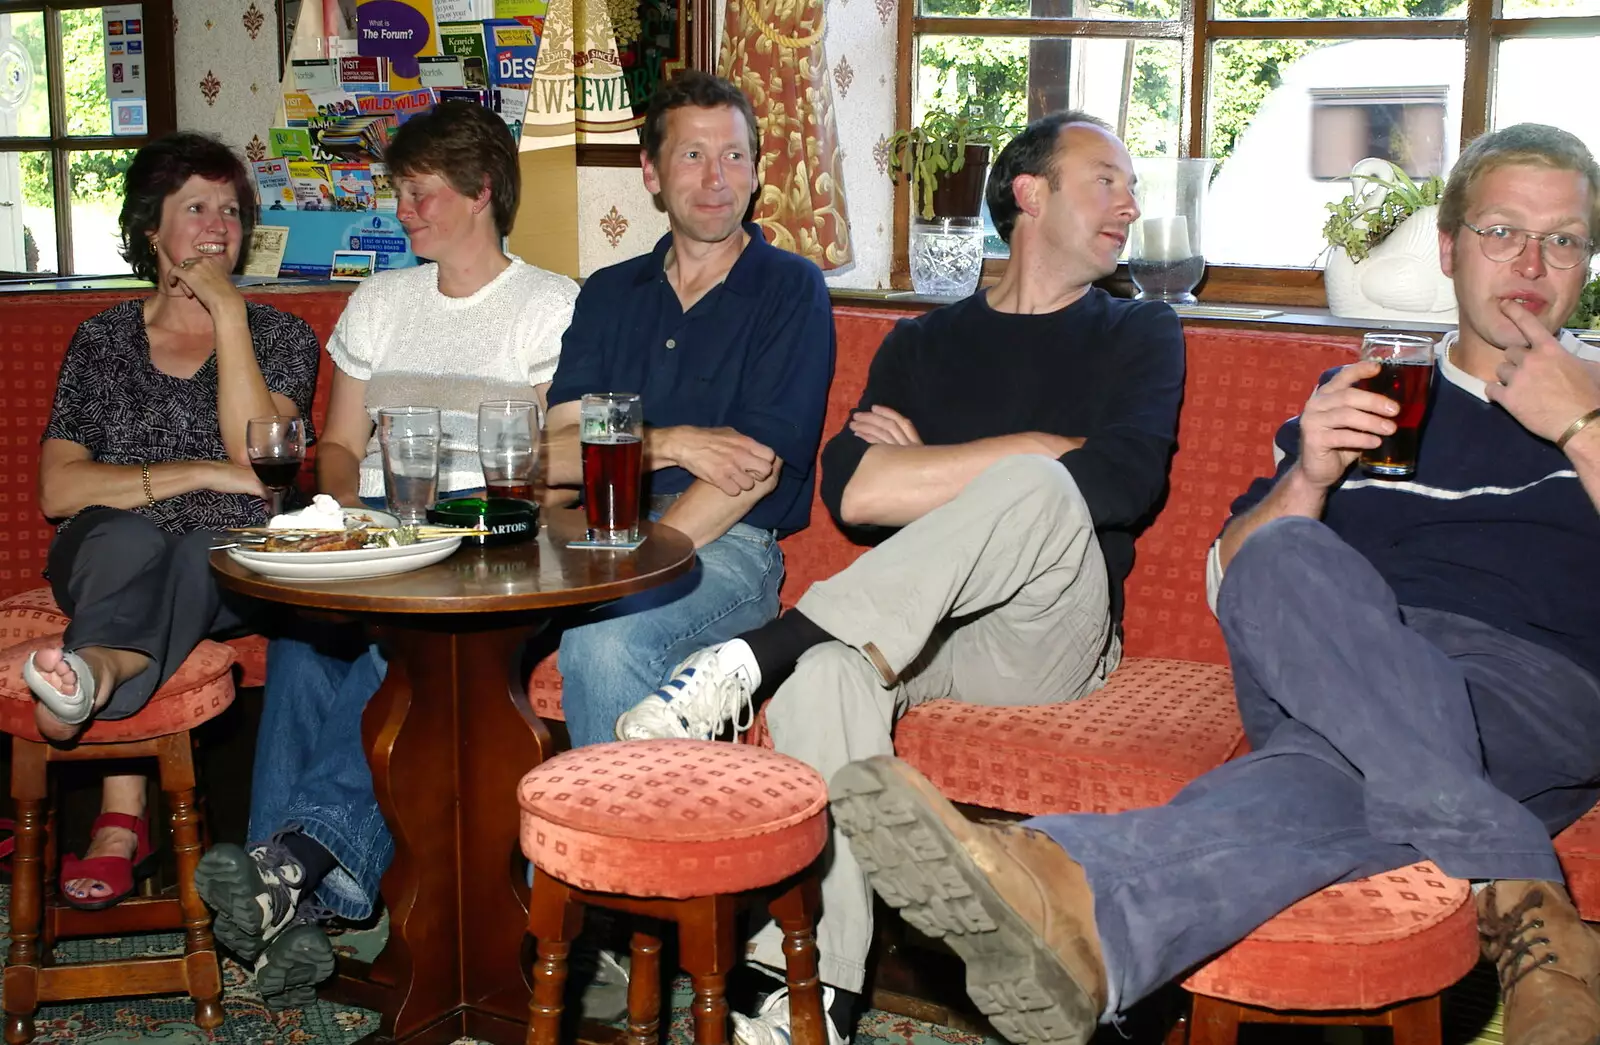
[356,0,439,90]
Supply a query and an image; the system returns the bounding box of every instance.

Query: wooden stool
[517,739,831,1045]
[0,598,238,1045]
[1171,862,1479,1045]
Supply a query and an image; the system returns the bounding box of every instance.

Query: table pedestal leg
[356,619,554,1044]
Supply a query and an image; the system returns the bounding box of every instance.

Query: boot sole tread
[257,924,337,1008]
[829,761,1096,1045]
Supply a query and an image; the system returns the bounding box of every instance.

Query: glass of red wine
[246,415,307,517]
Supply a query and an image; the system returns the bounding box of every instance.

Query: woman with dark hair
[25,131,320,910]
[192,100,576,1008]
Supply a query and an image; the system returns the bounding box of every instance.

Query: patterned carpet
[0,884,1509,1045]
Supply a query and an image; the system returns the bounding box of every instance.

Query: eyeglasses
[1463,222,1595,270]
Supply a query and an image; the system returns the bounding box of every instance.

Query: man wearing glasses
[828,122,1600,1045]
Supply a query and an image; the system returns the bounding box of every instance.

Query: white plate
[344,506,400,528]
[227,536,464,581]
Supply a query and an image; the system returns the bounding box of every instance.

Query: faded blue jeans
[250,628,392,920]
[1026,517,1600,1021]
[559,513,785,748]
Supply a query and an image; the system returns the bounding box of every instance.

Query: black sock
[278,830,338,893]
[825,986,860,1040]
[740,610,833,681]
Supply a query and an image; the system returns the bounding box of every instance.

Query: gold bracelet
[1556,407,1600,453]
[140,461,156,506]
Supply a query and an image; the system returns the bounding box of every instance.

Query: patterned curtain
[719,0,853,270]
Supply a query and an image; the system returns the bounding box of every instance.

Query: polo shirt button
[666,338,676,350]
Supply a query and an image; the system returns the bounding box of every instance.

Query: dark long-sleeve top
[819,287,1186,622]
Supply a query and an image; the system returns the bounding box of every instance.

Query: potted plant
[888,110,1013,297]
[1321,159,1454,322]
[886,110,1013,220]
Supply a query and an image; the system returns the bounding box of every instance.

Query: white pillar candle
[1140,216,1191,262]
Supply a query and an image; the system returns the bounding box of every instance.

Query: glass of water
[379,406,441,524]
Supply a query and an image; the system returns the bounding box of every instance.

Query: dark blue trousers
[1025,517,1600,1019]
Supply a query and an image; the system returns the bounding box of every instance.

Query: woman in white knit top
[193,100,576,1008]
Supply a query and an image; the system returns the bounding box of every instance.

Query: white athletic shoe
[732,986,849,1045]
[614,641,761,741]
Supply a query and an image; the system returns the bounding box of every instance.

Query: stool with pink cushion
[517,739,830,1045]
[1172,862,1479,1045]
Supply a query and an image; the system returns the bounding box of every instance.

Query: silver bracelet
[1556,407,1600,453]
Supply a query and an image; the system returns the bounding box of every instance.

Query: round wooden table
[211,509,696,1045]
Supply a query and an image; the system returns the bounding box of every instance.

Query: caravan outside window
[1309,88,1447,181]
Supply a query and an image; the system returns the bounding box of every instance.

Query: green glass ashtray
[427,496,538,547]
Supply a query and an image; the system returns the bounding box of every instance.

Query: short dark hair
[119,132,254,283]
[1438,122,1600,240]
[384,99,521,238]
[985,110,1113,245]
[641,71,760,166]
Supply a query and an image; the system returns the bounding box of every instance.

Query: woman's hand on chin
[162,243,245,316]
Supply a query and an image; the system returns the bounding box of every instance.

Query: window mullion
[43,2,73,273]
[1461,0,1494,143]
[1183,0,1204,157]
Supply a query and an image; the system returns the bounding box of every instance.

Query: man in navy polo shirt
[825,122,1600,1045]
[542,70,832,754]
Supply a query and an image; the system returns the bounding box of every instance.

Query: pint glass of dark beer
[580,393,644,543]
[1357,333,1435,478]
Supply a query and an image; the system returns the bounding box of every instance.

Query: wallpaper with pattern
[173,0,895,287]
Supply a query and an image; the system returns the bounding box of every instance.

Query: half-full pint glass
[580,393,644,543]
[1357,333,1435,478]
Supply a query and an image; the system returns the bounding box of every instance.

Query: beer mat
[565,537,645,551]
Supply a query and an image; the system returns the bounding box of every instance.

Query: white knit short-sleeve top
[326,257,579,497]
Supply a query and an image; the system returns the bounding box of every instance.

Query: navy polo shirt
[548,224,834,536]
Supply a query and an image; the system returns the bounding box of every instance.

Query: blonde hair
[1438,123,1600,238]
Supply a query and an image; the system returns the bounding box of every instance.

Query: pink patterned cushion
[1182,862,1476,1010]
[528,651,564,721]
[1555,801,1600,921]
[0,630,236,743]
[894,658,1244,817]
[518,739,827,897]
[0,587,72,644]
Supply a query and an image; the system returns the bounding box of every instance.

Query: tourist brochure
[251,158,296,209]
[289,160,334,210]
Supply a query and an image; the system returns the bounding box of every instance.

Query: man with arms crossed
[829,122,1600,1045]
[616,112,1186,1045]
[543,70,832,752]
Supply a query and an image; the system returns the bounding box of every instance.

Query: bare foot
[62,823,139,903]
[29,646,149,742]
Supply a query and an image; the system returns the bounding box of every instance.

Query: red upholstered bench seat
[1556,802,1600,920]
[894,658,1244,816]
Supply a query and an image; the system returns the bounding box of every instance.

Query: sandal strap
[88,812,151,860]
[59,853,136,897]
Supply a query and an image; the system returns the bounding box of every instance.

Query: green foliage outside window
[13,8,134,207]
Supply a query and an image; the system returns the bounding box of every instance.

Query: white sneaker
[732,986,849,1045]
[614,642,761,741]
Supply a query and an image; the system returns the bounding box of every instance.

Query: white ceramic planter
[1325,204,1457,324]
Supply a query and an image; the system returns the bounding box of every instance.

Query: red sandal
[59,812,156,911]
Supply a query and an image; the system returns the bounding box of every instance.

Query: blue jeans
[1025,517,1600,1020]
[250,628,392,920]
[558,518,785,748]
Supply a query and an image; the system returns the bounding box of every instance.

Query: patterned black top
[43,299,322,535]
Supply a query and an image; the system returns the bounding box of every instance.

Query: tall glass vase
[1128,158,1215,305]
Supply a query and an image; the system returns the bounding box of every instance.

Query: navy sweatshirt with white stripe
[1228,333,1600,683]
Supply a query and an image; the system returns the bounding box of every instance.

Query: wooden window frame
[0,0,177,275]
[895,0,1600,305]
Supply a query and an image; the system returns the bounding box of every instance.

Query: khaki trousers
[748,454,1119,992]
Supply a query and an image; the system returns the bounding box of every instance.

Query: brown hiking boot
[829,756,1106,1045]
[1479,879,1600,1045]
